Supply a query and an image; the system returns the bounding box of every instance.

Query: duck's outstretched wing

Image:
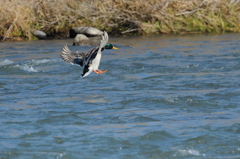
[60,45,85,66]
[99,31,109,49]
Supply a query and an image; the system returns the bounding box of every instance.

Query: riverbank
[0,0,240,41]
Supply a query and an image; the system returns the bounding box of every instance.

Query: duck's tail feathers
[81,66,92,77]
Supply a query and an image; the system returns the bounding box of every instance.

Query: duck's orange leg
[94,69,108,74]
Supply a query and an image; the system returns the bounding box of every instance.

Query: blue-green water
[0,33,240,159]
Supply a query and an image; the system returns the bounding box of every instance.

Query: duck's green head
[105,43,118,50]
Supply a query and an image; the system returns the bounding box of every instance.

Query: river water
[0,33,240,159]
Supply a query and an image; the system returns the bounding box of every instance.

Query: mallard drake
[60,31,118,77]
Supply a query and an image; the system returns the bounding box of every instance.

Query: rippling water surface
[0,33,240,159]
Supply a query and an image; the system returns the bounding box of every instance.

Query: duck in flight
[60,31,118,77]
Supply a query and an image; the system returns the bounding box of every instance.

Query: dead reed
[0,0,239,41]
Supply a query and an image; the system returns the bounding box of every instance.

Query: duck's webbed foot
[94,69,108,74]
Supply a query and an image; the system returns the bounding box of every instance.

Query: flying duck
[60,31,118,77]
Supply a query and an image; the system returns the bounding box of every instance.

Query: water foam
[31,59,52,65]
[181,64,199,69]
[174,149,206,157]
[14,64,38,72]
[0,59,14,66]
[0,59,52,72]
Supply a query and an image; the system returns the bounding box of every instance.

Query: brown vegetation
[0,0,240,41]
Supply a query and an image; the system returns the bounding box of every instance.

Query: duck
[60,31,118,77]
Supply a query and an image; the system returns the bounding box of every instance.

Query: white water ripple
[0,59,13,66]
[0,59,52,72]
[31,59,54,65]
[174,149,206,157]
[0,33,240,159]
[14,64,38,72]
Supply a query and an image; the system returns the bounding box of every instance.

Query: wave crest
[14,64,38,72]
[174,149,206,157]
[0,59,14,66]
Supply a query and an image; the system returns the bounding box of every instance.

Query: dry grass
[0,0,240,41]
